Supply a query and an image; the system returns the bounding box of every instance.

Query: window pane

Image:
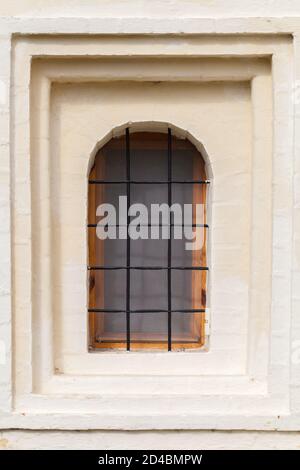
[92,269,126,310]
[131,183,168,209]
[171,269,206,311]
[171,236,193,267]
[101,237,126,267]
[130,312,168,348]
[130,132,168,181]
[88,183,126,225]
[93,312,126,346]
[172,312,204,346]
[95,183,126,210]
[172,139,195,181]
[131,238,168,267]
[172,182,194,205]
[89,229,127,267]
[131,269,167,311]
[98,135,126,180]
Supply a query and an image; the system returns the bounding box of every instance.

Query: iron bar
[126,127,131,351]
[88,265,209,271]
[89,308,206,313]
[167,128,172,351]
[89,179,210,185]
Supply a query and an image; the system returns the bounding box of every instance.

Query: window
[88,127,209,351]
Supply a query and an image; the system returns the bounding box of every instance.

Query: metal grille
[88,127,210,351]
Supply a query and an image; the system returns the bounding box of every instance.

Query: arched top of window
[88,128,209,351]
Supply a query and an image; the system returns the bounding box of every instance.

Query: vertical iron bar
[167,128,172,351]
[126,128,131,351]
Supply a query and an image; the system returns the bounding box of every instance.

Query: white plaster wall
[1,430,300,450]
[0,0,300,451]
[2,0,300,19]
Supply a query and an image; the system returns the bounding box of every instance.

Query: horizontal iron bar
[88,265,209,270]
[91,337,199,344]
[89,179,210,185]
[87,223,209,228]
[89,309,206,313]
[94,339,199,344]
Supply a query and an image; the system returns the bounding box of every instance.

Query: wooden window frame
[88,130,207,351]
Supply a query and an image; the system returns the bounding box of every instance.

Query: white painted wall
[1,430,300,450]
[0,0,300,450]
[2,0,300,19]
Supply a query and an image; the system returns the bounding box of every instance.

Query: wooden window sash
[88,133,207,351]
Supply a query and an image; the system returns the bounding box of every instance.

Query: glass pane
[172,138,196,181]
[90,229,127,268]
[131,269,167,311]
[172,312,204,346]
[130,132,168,181]
[171,269,206,311]
[171,236,193,267]
[171,228,206,267]
[93,312,126,345]
[96,135,126,180]
[130,312,168,347]
[95,183,126,209]
[131,183,168,210]
[88,183,126,225]
[92,269,126,310]
[102,237,126,267]
[172,182,194,205]
[131,238,167,267]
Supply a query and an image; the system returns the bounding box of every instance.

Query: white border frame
[29,56,269,384]
[0,19,299,430]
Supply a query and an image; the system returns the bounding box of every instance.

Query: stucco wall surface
[0,430,300,450]
[2,0,300,19]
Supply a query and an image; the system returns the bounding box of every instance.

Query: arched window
[88,127,209,351]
